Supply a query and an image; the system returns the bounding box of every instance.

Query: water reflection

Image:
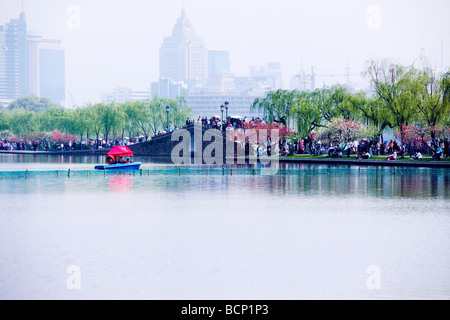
[0,154,449,200]
[0,154,173,170]
[120,168,449,200]
[0,154,448,300]
[108,175,133,193]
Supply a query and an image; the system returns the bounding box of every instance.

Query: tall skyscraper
[159,9,208,86]
[208,50,230,78]
[0,12,29,102]
[151,78,188,100]
[267,62,282,88]
[28,36,67,106]
[0,12,67,107]
[250,63,283,89]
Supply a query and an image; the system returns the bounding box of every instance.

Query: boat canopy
[108,146,134,157]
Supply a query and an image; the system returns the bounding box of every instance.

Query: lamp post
[165,105,170,131]
[220,104,224,130]
[224,100,229,124]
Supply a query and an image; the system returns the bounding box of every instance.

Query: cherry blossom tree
[318,117,376,144]
[51,131,78,144]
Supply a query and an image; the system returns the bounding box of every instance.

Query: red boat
[95,146,141,170]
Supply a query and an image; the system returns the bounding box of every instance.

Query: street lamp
[220,104,224,130]
[165,105,170,131]
[224,100,229,123]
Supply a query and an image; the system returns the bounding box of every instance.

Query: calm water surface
[0,154,449,300]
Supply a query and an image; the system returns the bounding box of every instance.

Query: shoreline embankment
[1,150,450,168]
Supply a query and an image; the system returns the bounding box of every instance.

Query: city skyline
[1,0,449,106]
[0,12,67,107]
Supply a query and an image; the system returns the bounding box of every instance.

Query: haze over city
[1,0,449,106]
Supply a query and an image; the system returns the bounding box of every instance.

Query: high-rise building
[0,12,29,103]
[267,62,282,88]
[0,13,67,107]
[208,50,230,78]
[28,35,67,106]
[101,87,151,103]
[186,94,262,118]
[151,78,188,100]
[250,62,282,89]
[159,9,208,86]
[156,9,270,118]
[249,66,266,78]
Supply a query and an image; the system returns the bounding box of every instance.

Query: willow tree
[312,85,355,122]
[412,68,450,128]
[289,90,322,138]
[170,96,193,129]
[122,100,153,140]
[148,97,167,133]
[252,87,355,138]
[38,106,67,132]
[411,67,450,149]
[251,89,292,123]
[85,103,107,145]
[364,60,420,132]
[147,96,193,133]
[443,72,450,127]
[98,102,123,143]
[8,110,37,136]
[0,109,10,131]
[79,104,97,141]
[347,91,390,141]
[71,107,91,141]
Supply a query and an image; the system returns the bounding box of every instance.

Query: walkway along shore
[230,156,450,168]
[0,149,109,156]
[1,150,450,168]
[276,157,450,168]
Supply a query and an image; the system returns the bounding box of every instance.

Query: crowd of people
[301,138,450,161]
[0,140,51,151]
[184,115,252,131]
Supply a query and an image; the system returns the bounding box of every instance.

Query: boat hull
[94,162,141,170]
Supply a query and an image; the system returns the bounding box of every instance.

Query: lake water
[0,154,449,300]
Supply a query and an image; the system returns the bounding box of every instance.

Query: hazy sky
[1,0,449,106]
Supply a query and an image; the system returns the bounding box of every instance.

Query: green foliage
[8,110,37,135]
[290,90,322,137]
[0,109,10,131]
[412,67,449,128]
[252,86,357,138]
[96,103,123,142]
[122,100,153,138]
[0,96,196,143]
[169,96,193,129]
[253,58,449,141]
[145,96,193,133]
[8,95,59,113]
[38,106,67,132]
[364,61,420,130]
[251,89,293,123]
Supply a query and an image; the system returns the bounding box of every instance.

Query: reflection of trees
[3,162,446,200]
[135,166,449,200]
